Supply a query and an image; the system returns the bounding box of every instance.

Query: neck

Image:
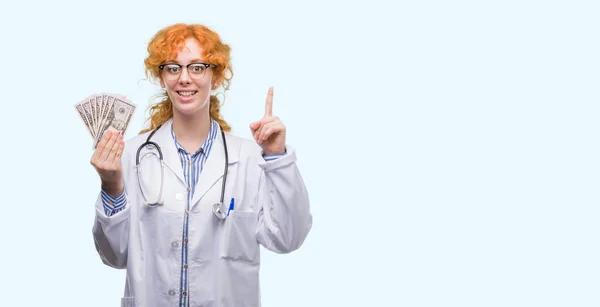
[172,108,211,153]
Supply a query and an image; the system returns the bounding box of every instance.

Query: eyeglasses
[158,62,215,81]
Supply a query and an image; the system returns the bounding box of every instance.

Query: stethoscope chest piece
[212,202,227,220]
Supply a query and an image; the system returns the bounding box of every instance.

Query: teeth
[178,91,196,97]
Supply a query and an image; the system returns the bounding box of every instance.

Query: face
[160,37,215,117]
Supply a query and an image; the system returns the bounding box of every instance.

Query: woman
[90,23,313,307]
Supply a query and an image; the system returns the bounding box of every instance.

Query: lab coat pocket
[120,297,138,307]
[221,210,260,263]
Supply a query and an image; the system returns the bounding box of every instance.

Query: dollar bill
[74,102,95,139]
[95,94,103,135]
[93,96,136,149]
[82,100,96,137]
[89,97,98,136]
[75,93,137,149]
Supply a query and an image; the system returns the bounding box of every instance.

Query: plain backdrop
[0,0,599,306]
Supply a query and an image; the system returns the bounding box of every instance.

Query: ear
[211,75,221,90]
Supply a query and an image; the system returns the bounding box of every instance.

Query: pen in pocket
[227,198,234,216]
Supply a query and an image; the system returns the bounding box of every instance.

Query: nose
[178,68,192,84]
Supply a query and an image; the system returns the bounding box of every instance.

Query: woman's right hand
[90,130,125,196]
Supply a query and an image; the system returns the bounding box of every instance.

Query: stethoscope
[135,123,230,219]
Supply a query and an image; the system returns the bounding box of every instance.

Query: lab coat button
[168,290,176,296]
[171,241,179,248]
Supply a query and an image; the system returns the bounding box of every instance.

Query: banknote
[74,93,137,149]
[93,97,136,149]
[74,102,95,139]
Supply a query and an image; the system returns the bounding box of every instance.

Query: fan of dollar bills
[74,93,136,149]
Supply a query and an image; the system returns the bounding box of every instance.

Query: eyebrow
[163,58,206,64]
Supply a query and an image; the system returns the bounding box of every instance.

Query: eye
[165,65,180,73]
[189,64,205,73]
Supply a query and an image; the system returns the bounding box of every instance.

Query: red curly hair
[140,23,233,134]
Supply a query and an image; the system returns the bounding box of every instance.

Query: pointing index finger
[264,86,273,117]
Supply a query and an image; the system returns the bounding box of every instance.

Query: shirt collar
[170,118,218,155]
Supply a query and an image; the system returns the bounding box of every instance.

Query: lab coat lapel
[152,119,186,186]
[191,125,239,209]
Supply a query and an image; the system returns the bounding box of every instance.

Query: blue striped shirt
[100,119,286,306]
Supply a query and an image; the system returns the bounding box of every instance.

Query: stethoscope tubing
[135,123,229,218]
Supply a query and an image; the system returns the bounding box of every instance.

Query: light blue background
[0,0,598,306]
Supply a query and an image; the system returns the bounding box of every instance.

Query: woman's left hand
[249,87,287,155]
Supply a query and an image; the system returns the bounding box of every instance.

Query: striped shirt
[100,119,286,307]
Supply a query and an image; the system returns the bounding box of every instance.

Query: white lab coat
[92,119,313,307]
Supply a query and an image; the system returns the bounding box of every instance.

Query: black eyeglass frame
[158,62,216,79]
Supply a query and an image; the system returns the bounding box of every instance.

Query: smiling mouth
[177,91,198,97]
